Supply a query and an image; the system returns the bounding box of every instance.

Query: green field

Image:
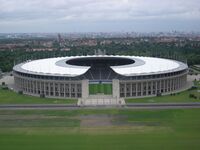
[0,88,77,104]
[89,84,112,95]
[0,108,200,150]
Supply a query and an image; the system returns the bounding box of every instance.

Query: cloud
[0,0,199,32]
[0,0,200,21]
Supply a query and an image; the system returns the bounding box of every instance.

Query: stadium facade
[13,55,188,101]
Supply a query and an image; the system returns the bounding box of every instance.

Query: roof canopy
[13,55,188,77]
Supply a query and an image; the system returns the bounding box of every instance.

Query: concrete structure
[13,55,188,105]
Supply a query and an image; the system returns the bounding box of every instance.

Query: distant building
[57,34,63,43]
[60,48,71,51]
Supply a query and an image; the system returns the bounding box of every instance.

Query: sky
[0,0,200,33]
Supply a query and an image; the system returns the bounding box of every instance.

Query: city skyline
[0,0,200,33]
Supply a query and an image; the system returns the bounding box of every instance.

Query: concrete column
[48,82,51,96]
[48,82,50,96]
[17,77,19,90]
[178,77,180,89]
[124,82,127,97]
[16,77,19,90]
[20,78,21,90]
[112,79,120,99]
[185,75,187,85]
[168,79,170,92]
[163,80,165,93]
[25,80,27,92]
[23,79,26,92]
[155,81,158,94]
[45,82,48,95]
[175,78,177,90]
[130,82,132,97]
[141,82,143,96]
[69,83,71,98]
[158,80,161,93]
[136,82,138,96]
[75,84,77,98]
[82,80,89,98]
[177,77,179,89]
[23,79,25,92]
[53,82,55,97]
[24,79,26,92]
[151,81,153,95]
[35,80,38,94]
[15,77,17,90]
[39,80,42,95]
[14,77,17,90]
[33,80,35,94]
[57,83,60,97]
[41,82,43,95]
[29,80,31,93]
[43,82,45,95]
[20,78,22,90]
[16,77,19,91]
[64,82,66,97]
[30,80,32,93]
[146,82,148,95]
[170,79,172,92]
[27,80,29,93]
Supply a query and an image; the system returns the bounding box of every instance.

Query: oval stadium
[13,55,188,106]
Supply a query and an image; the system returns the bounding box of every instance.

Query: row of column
[14,76,82,98]
[14,73,187,99]
[119,75,187,98]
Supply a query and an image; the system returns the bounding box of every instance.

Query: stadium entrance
[77,79,125,106]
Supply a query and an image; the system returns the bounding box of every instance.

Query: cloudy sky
[0,0,200,33]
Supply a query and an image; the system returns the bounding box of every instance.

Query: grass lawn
[0,108,200,150]
[0,88,77,104]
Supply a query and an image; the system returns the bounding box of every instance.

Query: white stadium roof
[13,55,188,77]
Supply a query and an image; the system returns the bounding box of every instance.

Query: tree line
[0,40,200,72]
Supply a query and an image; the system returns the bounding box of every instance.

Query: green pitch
[0,109,200,150]
[89,84,112,95]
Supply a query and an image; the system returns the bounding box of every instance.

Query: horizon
[1,31,200,34]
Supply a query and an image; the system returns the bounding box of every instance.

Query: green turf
[0,88,77,104]
[0,109,200,150]
[89,84,112,95]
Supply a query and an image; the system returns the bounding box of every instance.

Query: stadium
[13,55,188,105]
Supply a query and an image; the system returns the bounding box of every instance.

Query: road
[0,103,200,110]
